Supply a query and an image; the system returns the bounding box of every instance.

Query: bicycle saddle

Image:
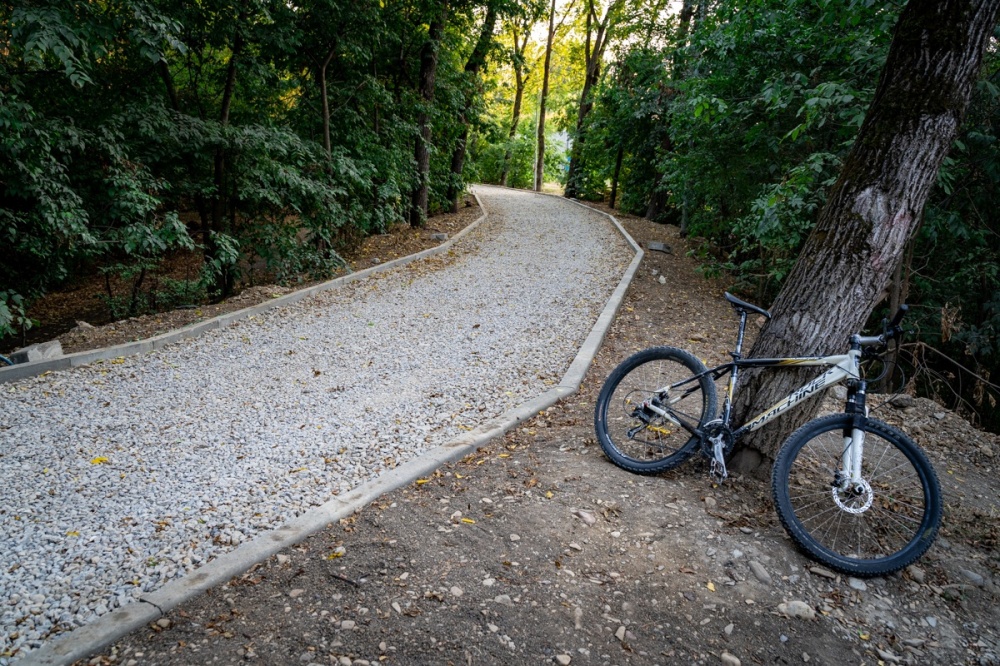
[724,292,771,319]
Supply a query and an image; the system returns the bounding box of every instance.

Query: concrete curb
[0,195,488,384]
[19,187,643,666]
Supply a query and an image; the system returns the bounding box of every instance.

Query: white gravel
[0,186,632,661]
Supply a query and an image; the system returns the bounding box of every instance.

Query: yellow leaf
[90,456,110,465]
[545,491,554,499]
[289,467,307,473]
[324,551,344,560]
[111,358,125,365]
[415,479,429,485]
[461,518,475,524]
[66,531,80,537]
[455,473,464,479]
[707,581,716,592]
[498,453,510,458]
[859,632,869,640]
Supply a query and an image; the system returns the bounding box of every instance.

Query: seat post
[734,310,748,357]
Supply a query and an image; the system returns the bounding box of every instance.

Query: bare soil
[76,204,1000,666]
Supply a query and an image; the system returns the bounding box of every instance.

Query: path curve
[0,186,633,662]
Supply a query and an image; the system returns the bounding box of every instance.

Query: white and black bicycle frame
[646,308,881,484]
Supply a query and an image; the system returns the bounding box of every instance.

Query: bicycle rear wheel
[594,346,716,474]
[772,414,941,577]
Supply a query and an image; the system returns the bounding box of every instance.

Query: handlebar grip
[889,304,909,328]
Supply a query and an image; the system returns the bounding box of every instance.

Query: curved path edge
[0,198,489,384]
[19,188,644,666]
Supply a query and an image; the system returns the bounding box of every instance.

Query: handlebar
[888,304,909,330]
[855,304,909,353]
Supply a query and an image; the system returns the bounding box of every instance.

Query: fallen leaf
[707,581,716,592]
[461,518,476,524]
[90,456,110,465]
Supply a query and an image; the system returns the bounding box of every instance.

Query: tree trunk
[728,0,1000,473]
[534,0,558,192]
[564,0,621,199]
[446,5,498,212]
[500,26,529,187]
[409,8,447,228]
[319,43,337,161]
[208,19,244,298]
[609,144,623,208]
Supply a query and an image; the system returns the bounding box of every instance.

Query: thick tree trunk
[410,9,447,228]
[729,0,1000,473]
[446,5,498,212]
[535,0,559,192]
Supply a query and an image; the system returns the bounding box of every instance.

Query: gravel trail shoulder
[0,186,633,662]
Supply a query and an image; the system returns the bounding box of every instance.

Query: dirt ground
[73,203,1000,666]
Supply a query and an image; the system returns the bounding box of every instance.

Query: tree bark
[446,5,499,212]
[318,43,338,161]
[729,0,1000,472]
[409,8,447,228]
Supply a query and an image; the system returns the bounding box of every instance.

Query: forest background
[2,0,999,429]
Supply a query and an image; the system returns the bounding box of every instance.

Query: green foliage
[1,0,508,346]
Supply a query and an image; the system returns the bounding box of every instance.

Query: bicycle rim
[774,415,940,576]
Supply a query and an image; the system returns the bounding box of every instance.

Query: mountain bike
[594,292,941,577]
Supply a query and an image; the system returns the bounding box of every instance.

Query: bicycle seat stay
[724,292,771,319]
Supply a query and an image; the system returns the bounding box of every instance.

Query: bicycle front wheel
[772,414,941,577]
[594,346,717,474]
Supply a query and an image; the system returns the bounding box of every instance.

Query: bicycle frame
[651,308,868,486]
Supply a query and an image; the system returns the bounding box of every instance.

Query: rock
[156,618,171,629]
[289,589,305,598]
[10,340,64,365]
[704,497,718,510]
[933,412,946,420]
[808,566,836,580]
[748,561,771,585]
[276,554,290,565]
[658,275,667,285]
[960,568,986,586]
[907,565,926,584]
[647,241,672,254]
[724,623,734,636]
[721,652,741,666]
[572,510,597,526]
[802,653,810,663]
[926,616,938,628]
[831,385,848,401]
[876,648,901,663]
[847,577,867,591]
[555,655,572,665]
[371,258,381,265]
[568,542,582,551]
[777,600,816,620]
[494,594,513,606]
[430,233,449,241]
[340,620,356,630]
[615,626,626,641]
[450,586,463,597]
[509,534,521,542]
[890,394,916,408]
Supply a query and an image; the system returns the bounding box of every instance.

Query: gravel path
[0,186,633,662]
